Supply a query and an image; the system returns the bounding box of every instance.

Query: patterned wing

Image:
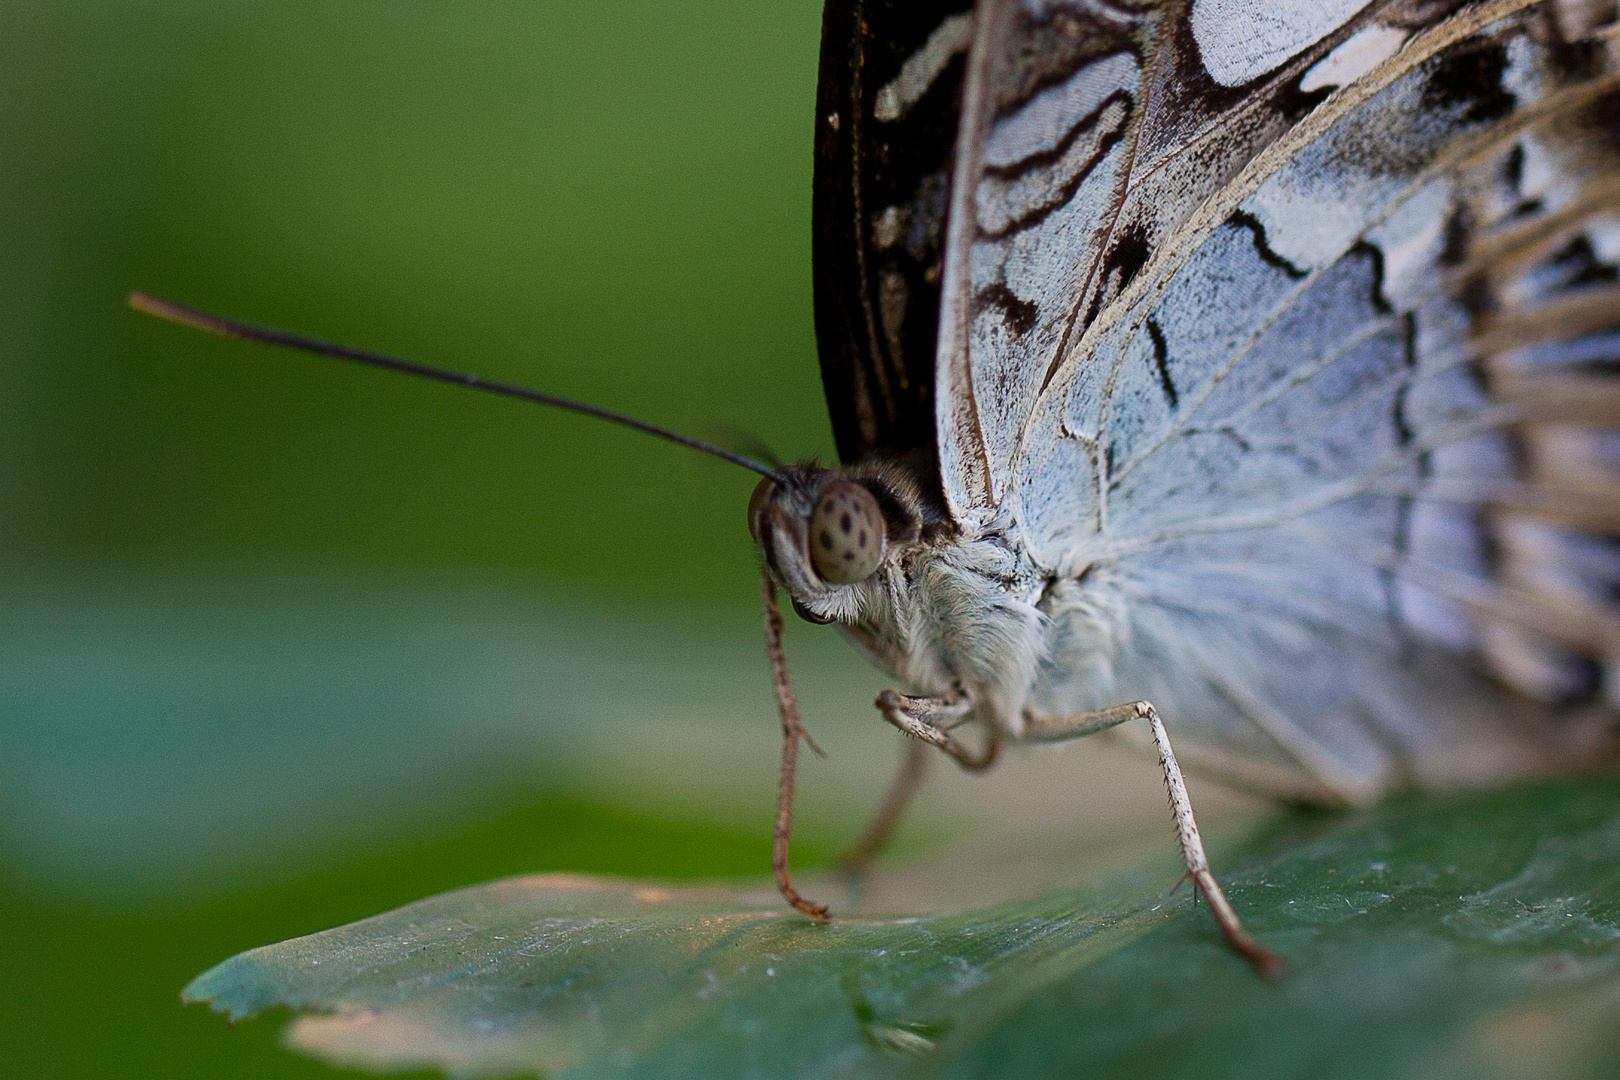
[813,0,975,465]
[1003,0,1620,799]
[934,0,1417,519]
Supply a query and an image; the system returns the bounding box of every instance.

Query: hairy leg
[875,689,1001,770]
[1024,700,1283,977]
[760,571,828,919]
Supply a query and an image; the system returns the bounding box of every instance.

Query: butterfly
[134,0,1620,976]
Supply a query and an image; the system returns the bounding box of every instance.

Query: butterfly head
[750,466,884,621]
[749,459,941,625]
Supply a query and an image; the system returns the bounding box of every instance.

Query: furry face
[750,457,1076,740]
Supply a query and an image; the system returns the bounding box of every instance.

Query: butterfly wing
[947,0,1620,799]
[934,0,1415,519]
[812,0,975,466]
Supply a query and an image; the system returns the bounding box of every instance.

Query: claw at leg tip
[1240,940,1286,979]
[1257,950,1287,980]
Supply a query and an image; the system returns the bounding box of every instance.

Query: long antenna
[128,291,787,482]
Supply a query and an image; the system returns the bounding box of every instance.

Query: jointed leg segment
[876,689,1000,771]
[1025,700,1284,977]
[762,568,1279,973]
[837,737,929,876]
[832,690,1000,874]
[835,691,997,873]
[761,571,828,920]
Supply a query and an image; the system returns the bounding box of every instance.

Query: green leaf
[184,778,1620,1079]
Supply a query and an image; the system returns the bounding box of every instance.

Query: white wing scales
[943,0,1620,798]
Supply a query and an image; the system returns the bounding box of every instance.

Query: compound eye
[808,480,885,584]
[747,475,775,536]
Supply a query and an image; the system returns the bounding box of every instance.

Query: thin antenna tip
[124,291,781,479]
[128,291,235,339]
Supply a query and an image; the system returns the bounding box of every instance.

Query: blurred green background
[1,0,832,592]
[0,2,881,1075]
[18,6,1610,1078]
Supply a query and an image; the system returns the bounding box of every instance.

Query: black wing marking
[812,0,974,466]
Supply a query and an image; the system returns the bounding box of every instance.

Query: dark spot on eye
[841,513,852,533]
[821,531,833,549]
[858,530,867,546]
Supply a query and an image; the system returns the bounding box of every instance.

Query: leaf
[184,779,1620,1080]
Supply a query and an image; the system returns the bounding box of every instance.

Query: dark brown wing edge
[812,0,974,467]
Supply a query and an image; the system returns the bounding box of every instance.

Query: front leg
[1025,701,1284,978]
[760,571,828,920]
[876,690,1000,771]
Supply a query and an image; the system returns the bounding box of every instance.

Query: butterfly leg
[1024,701,1284,978]
[875,689,1001,770]
[837,737,930,877]
[848,692,998,871]
[760,570,829,920]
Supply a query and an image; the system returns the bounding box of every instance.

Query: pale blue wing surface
[936,0,1393,517]
[1004,4,1620,798]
